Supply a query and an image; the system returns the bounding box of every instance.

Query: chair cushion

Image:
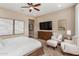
[47,40,58,47]
[55,34,59,39]
[51,34,59,40]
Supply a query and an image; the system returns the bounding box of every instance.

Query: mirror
[58,19,67,31]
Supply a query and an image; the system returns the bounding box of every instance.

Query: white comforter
[0,36,42,56]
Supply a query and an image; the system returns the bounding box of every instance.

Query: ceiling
[0,3,75,17]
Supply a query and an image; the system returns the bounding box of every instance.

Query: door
[29,19,34,38]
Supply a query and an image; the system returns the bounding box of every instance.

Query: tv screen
[40,21,52,30]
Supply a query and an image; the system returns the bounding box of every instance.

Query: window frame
[0,17,25,36]
[14,20,25,35]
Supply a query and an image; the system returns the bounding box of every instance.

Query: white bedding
[0,36,42,56]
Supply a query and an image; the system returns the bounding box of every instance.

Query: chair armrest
[64,40,72,44]
[64,43,77,51]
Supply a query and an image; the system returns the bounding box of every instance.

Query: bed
[0,36,44,56]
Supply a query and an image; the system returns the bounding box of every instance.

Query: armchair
[47,33,63,48]
[61,36,79,55]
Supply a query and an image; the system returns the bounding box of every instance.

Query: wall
[0,7,33,38]
[75,4,79,36]
[34,6,75,38]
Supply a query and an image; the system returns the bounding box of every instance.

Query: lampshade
[67,30,71,35]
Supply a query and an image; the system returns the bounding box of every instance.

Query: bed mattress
[0,36,42,56]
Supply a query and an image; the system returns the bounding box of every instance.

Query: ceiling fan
[21,3,41,12]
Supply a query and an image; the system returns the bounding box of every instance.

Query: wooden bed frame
[24,47,44,56]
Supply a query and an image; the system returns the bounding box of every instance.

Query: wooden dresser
[38,31,52,41]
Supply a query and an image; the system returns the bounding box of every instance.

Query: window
[15,20,24,34]
[0,18,25,36]
[0,18,13,35]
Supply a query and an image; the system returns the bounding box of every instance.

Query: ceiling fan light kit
[29,7,33,9]
[21,3,41,12]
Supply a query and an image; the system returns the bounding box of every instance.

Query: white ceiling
[0,3,75,17]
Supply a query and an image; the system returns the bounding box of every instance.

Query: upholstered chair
[61,35,79,55]
[47,33,63,48]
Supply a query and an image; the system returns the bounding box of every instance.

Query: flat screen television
[39,21,52,30]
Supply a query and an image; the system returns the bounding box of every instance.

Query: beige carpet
[38,39,70,56]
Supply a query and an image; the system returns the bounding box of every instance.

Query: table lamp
[67,30,71,40]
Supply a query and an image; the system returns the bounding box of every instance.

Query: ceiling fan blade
[34,8,40,11]
[21,6,29,8]
[34,3,41,7]
[27,3,33,5]
[29,9,32,12]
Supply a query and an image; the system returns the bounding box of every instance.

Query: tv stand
[38,31,52,41]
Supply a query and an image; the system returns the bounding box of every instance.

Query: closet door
[29,19,34,38]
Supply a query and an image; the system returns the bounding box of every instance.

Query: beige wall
[0,7,34,38]
[0,6,75,39]
[34,6,75,38]
[75,4,79,36]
